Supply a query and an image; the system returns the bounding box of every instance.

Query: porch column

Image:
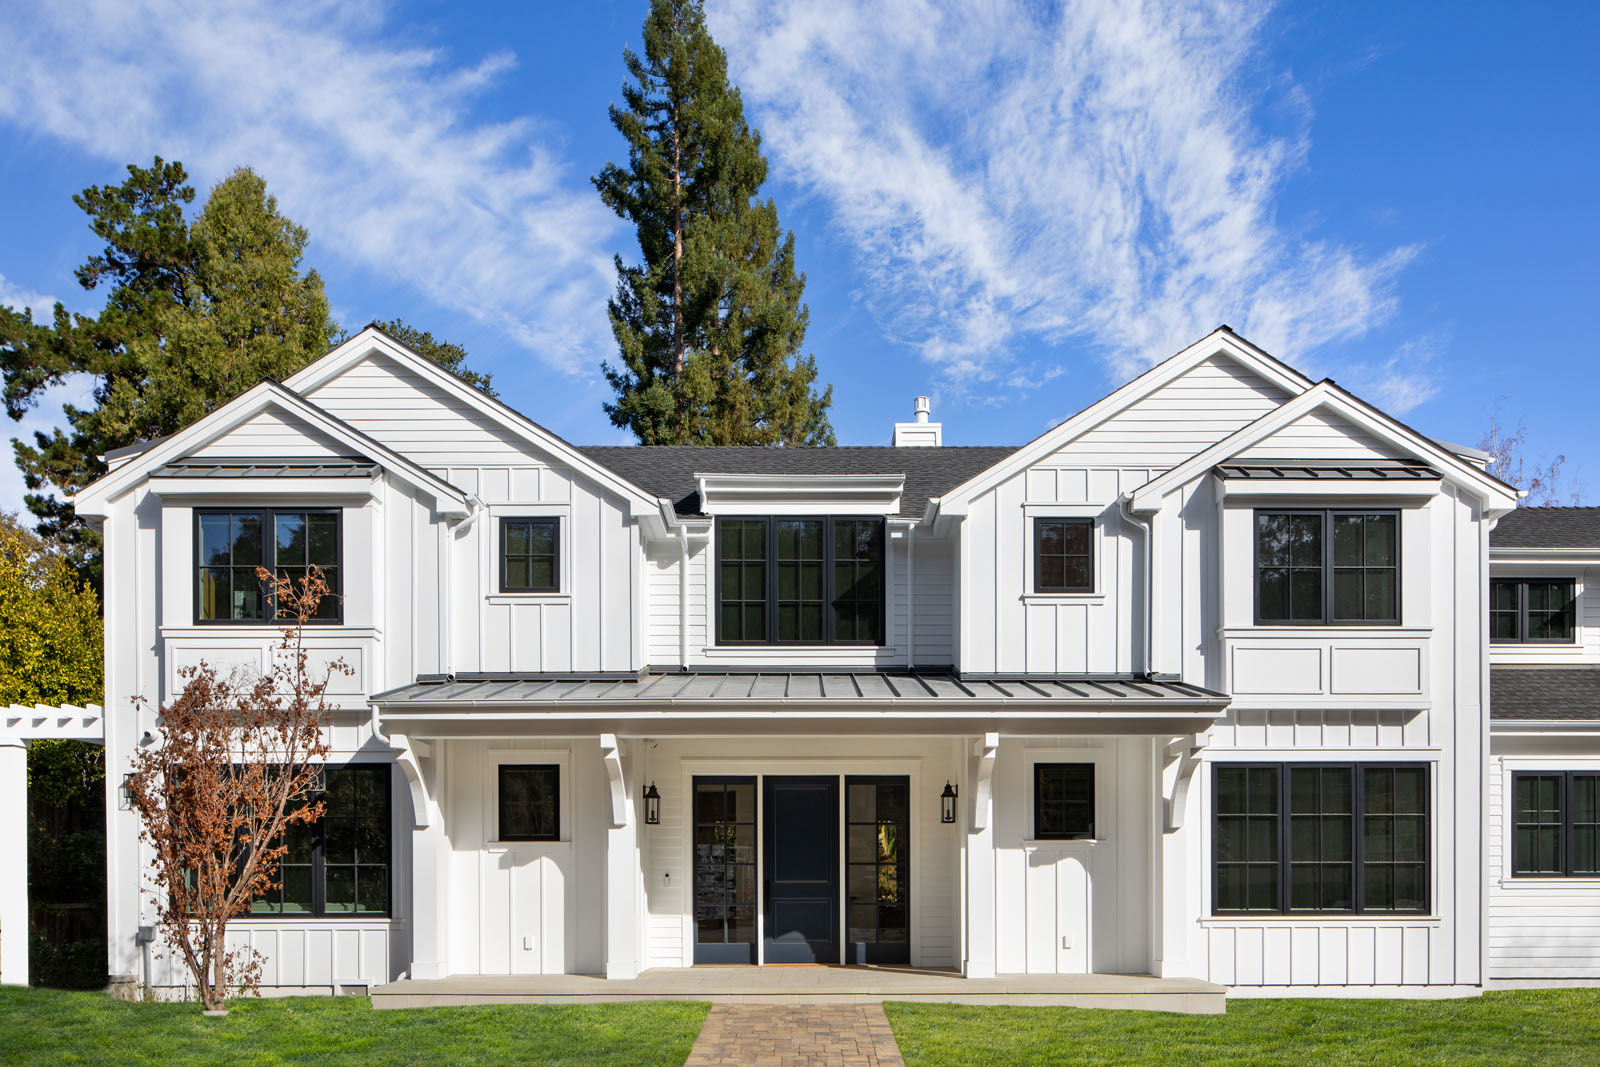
[602,735,640,980]
[0,738,26,985]
[964,733,998,979]
[406,738,451,981]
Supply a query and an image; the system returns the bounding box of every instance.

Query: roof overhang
[693,473,906,516]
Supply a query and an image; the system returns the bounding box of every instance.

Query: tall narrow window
[196,508,341,624]
[498,764,559,841]
[1289,766,1354,911]
[1512,772,1600,877]
[1214,765,1282,912]
[1491,579,1576,643]
[775,519,825,642]
[846,776,909,964]
[1361,765,1429,911]
[832,519,884,644]
[718,519,768,643]
[1255,510,1399,625]
[715,517,884,645]
[1034,518,1093,594]
[251,765,390,917]
[500,518,559,593]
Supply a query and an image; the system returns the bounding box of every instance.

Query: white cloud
[0,374,97,524]
[0,0,619,376]
[0,274,62,319]
[709,0,1417,387]
[1345,331,1448,415]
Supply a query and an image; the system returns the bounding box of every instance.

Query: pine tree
[376,318,497,397]
[594,0,834,446]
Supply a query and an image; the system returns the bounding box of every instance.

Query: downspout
[678,524,691,668]
[1118,493,1157,676]
[907,532,916,668]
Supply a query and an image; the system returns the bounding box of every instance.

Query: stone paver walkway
[686,1004,905,1066]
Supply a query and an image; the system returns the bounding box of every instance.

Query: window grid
[1491,579,1576,644]
[716,517,885,646]
[250,765,390,918]
[832,519,884,644]
[499,518,559,593]
[775,520,826,643]
[717,520,769,643]
[498,764,560,842]
[1254,510,1399,625]
[1034,518,1094,594]
[1513,772,1600,877]
[845,776,910,955]
[1034,763,1095,840]
[197,509,341,624]
[1213,762,1429,915]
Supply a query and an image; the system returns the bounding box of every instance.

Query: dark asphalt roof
[1491,666,1600,720]
[576,445,1019,517]
[1492,507,1600,550]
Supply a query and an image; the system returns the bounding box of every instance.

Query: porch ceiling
[369,671,1229,738]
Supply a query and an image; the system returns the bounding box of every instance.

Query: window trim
[1033,518,1095,595]
[1210,761,1431,917]
[1491,577,1578,645]
[194,506,344,626]
[1252,509,1401,627]
[246,763,392,919]
[498,516,561,594]
[714,516,887,647]
[1032,762,1096,840]
[496,763,562,842]
[1511,770,1600,878]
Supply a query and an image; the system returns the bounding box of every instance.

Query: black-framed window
[1512,772,1600,877]
[197,508,341,623]
[1034,518,1094,594]
[1213,762,1429,915]
[1034,763,1094,839]
[1491,579,1576,644]
[1255,510,1398,625]
[251,764,390,917]
[498,764,560,841]
[716,517,884,645]
[500,518,559,593]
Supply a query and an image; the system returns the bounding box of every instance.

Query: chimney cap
[913,396,931,423]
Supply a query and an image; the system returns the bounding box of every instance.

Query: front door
[763,776,839,964]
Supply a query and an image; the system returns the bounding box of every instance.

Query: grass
[886,989,1600,1067]
[0,986,710,1067]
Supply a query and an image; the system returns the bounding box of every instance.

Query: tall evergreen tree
[594,0,834,446]
[376,317,497,397]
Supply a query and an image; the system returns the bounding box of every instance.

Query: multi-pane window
[716,517,884,645]
[1034,518,1094,593]
[693,777,757,963]
[1512,772,1600,877]
[197,509,340,623]
[846,776,909,962]
[1034,763,1095,839]
[1255,510,1398,625]
[500,518,559,593]
[1213,763,1429,914]
[1491,579,1576,643]
[251,765,390,917]
[498,764,560,841]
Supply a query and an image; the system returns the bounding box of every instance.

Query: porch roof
[369,671,1230,737]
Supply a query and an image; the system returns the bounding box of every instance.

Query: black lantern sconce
[940,780,958,824]
[642,781,661,825]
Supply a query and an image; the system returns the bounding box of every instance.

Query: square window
[500,518,559,593]
[1034,518,1094,594]
[499,764,560,841]
[1034,763,1094,839]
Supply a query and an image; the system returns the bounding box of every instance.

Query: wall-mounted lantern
[642,781,661,825]
[940,780,958,824]
[120,773,135,811]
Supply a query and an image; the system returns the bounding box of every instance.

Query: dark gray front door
[763,776,839,964]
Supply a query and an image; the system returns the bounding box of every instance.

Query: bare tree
[126,569,345,1012]
[1480,407,1578,506]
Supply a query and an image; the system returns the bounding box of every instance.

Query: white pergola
[1,704,104,986]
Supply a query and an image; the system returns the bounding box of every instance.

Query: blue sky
[1,1,1596,515]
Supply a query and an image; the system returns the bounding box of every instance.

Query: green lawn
[0,986,710,1067]
[886,990,1600,1067]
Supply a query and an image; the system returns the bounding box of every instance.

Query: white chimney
[893,396,942,446]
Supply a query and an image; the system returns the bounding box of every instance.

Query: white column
[408,741,451,981]
[604,737,640,980]
[964,734,998,978]
[0,739,27,986]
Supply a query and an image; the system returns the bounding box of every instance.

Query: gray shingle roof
[1491,507,1600,550]
[576,445,1019,517]
[1491,666,1600,720]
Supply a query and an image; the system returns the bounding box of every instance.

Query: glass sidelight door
[846,776,910,964]
[693,777,757,964]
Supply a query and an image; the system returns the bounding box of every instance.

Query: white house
[46,322,1600,998]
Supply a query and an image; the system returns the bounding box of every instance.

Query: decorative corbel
[971,732,999,831]
[1164,733,1209,832]
[601,733,628,829]
[387,731,434,830]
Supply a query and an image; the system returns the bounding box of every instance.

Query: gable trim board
[71,380,473,520]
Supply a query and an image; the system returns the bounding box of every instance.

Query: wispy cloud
[1346,331,1448,414]
[709,0,1417,387]
[0,0,619,376]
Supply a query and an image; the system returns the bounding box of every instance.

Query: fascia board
[937,330,1313,507]
[1218,479,1443,502]
[1490,549,1600,563]
[287,327,660,513]
[695,472,906,515]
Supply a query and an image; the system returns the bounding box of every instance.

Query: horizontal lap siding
[189,408,352,458]
[1236,408,1393,461]
[1490,563,1600,666]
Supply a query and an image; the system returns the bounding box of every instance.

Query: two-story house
[70,322,1583,999]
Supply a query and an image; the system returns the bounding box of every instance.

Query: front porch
[369,965,1226,1014]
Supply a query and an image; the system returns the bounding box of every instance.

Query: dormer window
[1491,578,1576,643]
[196,508,341,624]
[716,517,884,645]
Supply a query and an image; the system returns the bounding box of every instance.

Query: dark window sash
[1512,771,1600,877]
[499,517,561,593]
[1033,518,1095,594]
[195,507,344,626]
[247,764,391,919]
[497,763,561,842]
[1033,762,1095,839]
[1490,579,1577,645]
[1254,510,1400,626]
[1212,761,1430,916]
[716,516,885,646]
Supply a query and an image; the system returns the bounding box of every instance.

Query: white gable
[1050,354,1293,469]
[188,406,353,460]
[1235,406,1395,462]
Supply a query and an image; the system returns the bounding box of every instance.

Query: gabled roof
[933,327,1314,513]
[578,445,1019,518]
[72,380,471,519]
[286,326,665,515]
[1128,380,1520,514]
[1491,507,1600,550]
[1491,666,1600,720]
